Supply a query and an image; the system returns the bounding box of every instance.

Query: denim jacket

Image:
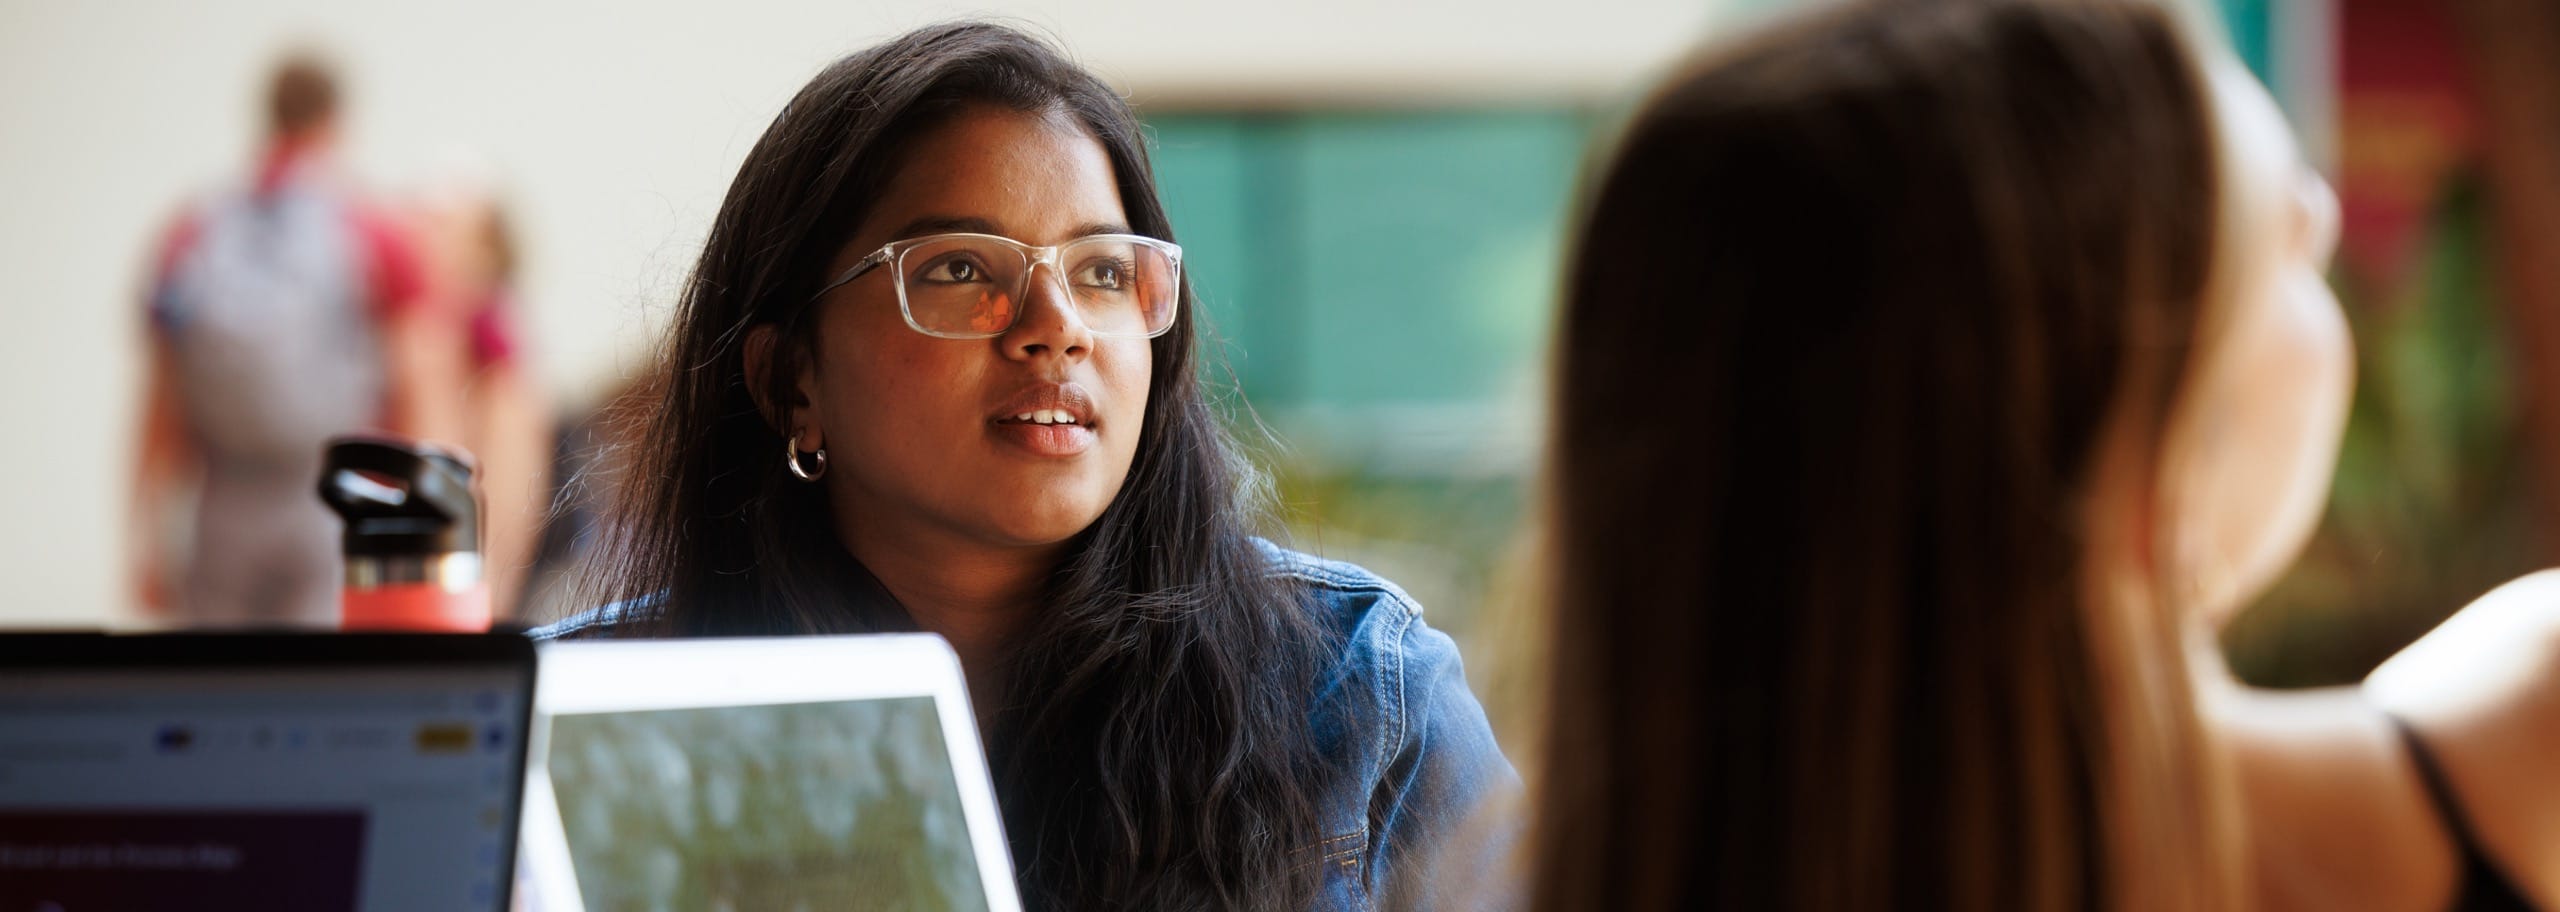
[528,540,1520,911]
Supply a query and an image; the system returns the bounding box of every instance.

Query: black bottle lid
[318,435,481,558]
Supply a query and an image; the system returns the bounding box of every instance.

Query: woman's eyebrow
[890,214,1001,238]
[886,215,1135,242]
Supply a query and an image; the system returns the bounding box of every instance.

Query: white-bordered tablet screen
[522,635,1019,912]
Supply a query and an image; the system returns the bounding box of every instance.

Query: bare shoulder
[2215,686,2453,912]
[2363,568,2560,904]
[2367,569,2560,720]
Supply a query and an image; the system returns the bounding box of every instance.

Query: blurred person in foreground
[1530,0,2558,909]
[131,52,431,627]
[533,23,1515,910]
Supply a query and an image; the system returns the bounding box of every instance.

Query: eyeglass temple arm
[809,248,894,301]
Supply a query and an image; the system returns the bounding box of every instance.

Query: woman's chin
[971,503,1110,550]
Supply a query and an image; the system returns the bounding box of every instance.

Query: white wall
[0,0,1719,626]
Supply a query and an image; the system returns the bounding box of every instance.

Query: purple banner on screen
[0,810,366,911]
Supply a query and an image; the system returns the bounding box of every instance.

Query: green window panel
[1291,113,1585,407]
[1147,117,1266,391]
[1149,110,1590,473]
[2221,0,2276,88]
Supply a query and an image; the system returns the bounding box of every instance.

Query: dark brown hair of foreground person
[1534,1,2241,909]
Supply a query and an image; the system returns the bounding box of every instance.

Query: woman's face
[2162,64,2353,625]
[793,106,1153,555]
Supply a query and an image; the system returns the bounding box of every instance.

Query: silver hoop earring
[785,432,827,482]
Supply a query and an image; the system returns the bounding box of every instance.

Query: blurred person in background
[395,175,551,619]
[534,23,1515,911]
[1530,0,2557,910]
[129,51,429,627]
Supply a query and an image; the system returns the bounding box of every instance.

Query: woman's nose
[1000,260,1093,361]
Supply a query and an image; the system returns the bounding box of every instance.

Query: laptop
[519,634,1022,912]
[0,632,538,911]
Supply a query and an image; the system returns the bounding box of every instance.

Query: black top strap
[2385,714,2541,912]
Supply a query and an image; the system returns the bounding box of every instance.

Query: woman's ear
[744,325,822,448]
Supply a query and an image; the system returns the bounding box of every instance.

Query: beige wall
[0,0,1718,626]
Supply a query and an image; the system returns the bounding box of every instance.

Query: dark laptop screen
[0,634,534,912]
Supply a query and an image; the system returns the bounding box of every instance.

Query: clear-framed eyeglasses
[809,232,1184,339]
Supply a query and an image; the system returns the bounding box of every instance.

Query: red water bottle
[319,436,491,632]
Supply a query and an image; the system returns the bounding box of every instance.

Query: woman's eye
[1072,258,1130,289]
[921,257,987,283]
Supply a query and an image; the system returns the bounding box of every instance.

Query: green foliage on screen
[546,698,989,912]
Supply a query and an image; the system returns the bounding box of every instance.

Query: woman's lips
[988,382,1098,457]
[991,419,1095,457]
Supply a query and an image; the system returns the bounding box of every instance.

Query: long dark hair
[576,23,1333,910]
[1534,1,2241,909]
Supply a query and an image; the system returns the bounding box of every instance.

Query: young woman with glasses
[535,23,1515,912]
[1532,0,2560,909]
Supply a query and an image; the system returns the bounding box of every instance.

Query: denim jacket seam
[1275,564,1391,596]
[1386,602,1418,795]
[1356,604,1416,908]
[1289,828,1370,873]
[1273,563,1428,621]
[1261,546,1423,617]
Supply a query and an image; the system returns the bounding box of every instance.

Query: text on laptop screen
[0,665,530,911]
